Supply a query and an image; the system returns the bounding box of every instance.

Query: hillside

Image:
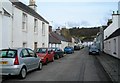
[61,27,100,42]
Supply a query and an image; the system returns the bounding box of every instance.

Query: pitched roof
[50,32,69,42]
[49,33,61,44]
[105,28,120,40]
[10,0,49,24]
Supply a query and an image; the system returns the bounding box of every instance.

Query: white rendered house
[104,11,120,59]
[0,0,49,50]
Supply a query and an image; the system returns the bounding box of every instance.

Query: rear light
[14,55,19,65]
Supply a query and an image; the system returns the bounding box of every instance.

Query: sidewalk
[96,52,120,83]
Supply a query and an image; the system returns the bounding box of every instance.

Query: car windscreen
[36,48,47,54]
[0,49,17,58]
[90,47,98,51]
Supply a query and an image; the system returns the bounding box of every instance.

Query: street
[2,47,112,82]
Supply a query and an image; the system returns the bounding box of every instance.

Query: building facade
[0,0,49,50]
[104,11,120,59]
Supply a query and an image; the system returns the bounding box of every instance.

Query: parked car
[35,48,54,64]
[64,46,74,54]
[89,45,99,55]
[51,47,64,59]
[0,48,42,79]
[74,45,80,50]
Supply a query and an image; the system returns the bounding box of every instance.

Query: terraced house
[104,11,120,59]
[0,0,49,50]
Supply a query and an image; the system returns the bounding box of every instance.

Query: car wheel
[38,62,42,70]
[56,55,59,59]
[89,52,91,55]
[19,67,27,79]
[45,59,48,65]
[52,57,54,62]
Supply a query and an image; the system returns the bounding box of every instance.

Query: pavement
[96,52,120,83]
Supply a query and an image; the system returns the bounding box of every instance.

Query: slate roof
[105,28,120,40]
[49,33,61,44]
[10,0,49,24]
[49,32,69,44]
[52,32,69,42]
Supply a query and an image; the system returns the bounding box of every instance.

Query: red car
[36,48,54,64]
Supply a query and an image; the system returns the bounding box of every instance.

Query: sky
[20,0,119,29]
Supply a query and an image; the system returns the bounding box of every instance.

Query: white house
[0,0,49,50]
[49,31,69,51]
[104,11,120,59]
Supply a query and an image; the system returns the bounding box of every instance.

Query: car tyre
[56,55,59,59]
[52,57,54,62]
[45,59,48,65]
[19,67,27,79]
[38,62,42,70]
[89,52,91,55]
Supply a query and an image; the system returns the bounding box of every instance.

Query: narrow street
[2,47,111,82]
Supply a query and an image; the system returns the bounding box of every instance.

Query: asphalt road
[2,47,112,82]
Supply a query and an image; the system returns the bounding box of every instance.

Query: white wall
[61,41,69,51]
[0,1,49,50]
[12,7,23,48]
[104,36,119,59]
[0,11,2,50]
[118,36,120,58]
[0,1,12,49]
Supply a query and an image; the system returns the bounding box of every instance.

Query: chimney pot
[113,11,115,14]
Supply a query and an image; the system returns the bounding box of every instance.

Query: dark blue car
[64,46,74,54]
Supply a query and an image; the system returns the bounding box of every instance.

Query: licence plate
[0,61,8,64]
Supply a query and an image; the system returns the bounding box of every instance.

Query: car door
[20,49,31,71]
[27,49,39,70]
[48,49,52,61]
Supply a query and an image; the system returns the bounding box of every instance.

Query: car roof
[0,47,32,51]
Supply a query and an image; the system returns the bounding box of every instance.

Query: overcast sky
[20,0,119,29]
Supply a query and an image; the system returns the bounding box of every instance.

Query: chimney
[113,11,115,14]
[28,0,37,11]
[56,27,61,35]
[49,26,52,33]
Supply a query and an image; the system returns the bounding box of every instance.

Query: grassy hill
[61,27,100,42]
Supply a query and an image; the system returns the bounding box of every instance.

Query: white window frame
[42,22,45,36]
[113,39,116,54]
[34,18,38,33]
[22,13,27,32]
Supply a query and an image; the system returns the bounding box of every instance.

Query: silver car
[89,45,99,55]
[0,48,42,79]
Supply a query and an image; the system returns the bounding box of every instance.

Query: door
[20,49,31,71]
[27,49,39,70]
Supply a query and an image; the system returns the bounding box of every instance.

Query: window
[22,13,27,31]
[34,19,38,33]
[27,49,35,57]
[0,50,17,58]
[34,42,37,50]
[21,49,29,57]
[42,22,45,36]
[23,42,27,48]
[42,43,45,47]
[114,39,116,54]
